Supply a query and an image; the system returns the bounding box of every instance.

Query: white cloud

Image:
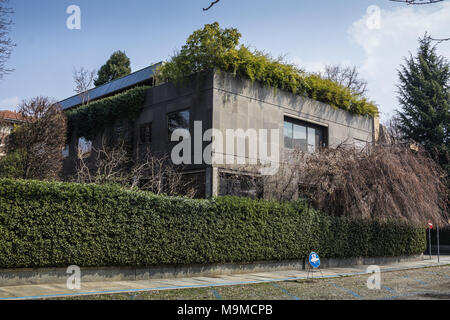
[0,96,21,111]
[290,56,355,76]
[291,56,327,74]
[349,3,450,120]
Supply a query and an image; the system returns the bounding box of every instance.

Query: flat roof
[59,62,162,110]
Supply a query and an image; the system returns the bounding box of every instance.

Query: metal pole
[437,225,440,264]
[428,228,432,261]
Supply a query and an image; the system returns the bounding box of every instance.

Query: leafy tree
[94,51,131,87]
[161,22,241,80]
[396,34,449,177]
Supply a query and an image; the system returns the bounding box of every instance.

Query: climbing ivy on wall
[65,86,150,140]
[160,22,379,117]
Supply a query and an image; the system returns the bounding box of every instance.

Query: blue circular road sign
[309,252,321,269]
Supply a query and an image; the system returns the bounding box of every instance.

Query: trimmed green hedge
[0,179,426,268]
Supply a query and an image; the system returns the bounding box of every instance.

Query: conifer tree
[397,34,449,176]
[94,51,131,87]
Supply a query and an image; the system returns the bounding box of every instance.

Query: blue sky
[1,0,449,120]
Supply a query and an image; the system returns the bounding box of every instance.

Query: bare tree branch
[390,0,449,43]
[320,64,368,97]
[73,67,96,105]
[298,143,448,227]
[430,37,450,44]
[5,97,67,180]
[74,138,198,197]
[232,139,448,227]
[0,0,15,79]
[203,0,221,11]
[390,0,444,4]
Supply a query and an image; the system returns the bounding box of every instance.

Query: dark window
[284,117,327,152]
[139,123,152,144]
[219,172,263,199]
[168,110,190,140]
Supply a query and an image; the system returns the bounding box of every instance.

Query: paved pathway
[1,256,449,300]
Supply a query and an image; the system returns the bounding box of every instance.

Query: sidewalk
[1,256,449,300]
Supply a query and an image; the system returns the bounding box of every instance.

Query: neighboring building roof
[59,62,162,110]
[0,110,25,123]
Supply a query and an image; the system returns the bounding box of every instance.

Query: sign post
[307,252,323,279]
[428,221,433,261]
[437,224,440,264]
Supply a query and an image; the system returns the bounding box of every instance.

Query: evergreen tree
[397,34,450,176]
[94,51,131,87]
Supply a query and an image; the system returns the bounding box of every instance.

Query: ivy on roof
[159,22,379,117]
[65,23,378,141]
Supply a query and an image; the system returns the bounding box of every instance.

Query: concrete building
[61,66,379,198]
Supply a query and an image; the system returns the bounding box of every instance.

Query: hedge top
[0,178,425,269]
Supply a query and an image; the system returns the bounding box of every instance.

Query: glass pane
[284,121,293,149]
[78,137,92,155]
[140,125,146,143]
[168,110,190,139]
[62,145,69,158]
[316,128,323,150]
[293,124,307,152]
[140,123,152,143]
[308,127,316,153]
[146,123,152,143]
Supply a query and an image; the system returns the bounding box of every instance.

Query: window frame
[139,122,153,144]
[167,109,190,141]
[283,116,328,152]
[78,137,93,156]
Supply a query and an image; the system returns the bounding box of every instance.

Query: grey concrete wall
[133,72,214,197]
[212,70,375,153]
[63,70,377,198]
[134,71,214,163]
[211,71,377,196]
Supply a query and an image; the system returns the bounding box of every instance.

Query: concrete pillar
[205,167,212,198]
[205,166,219,198]
[212,167,219,197]
[373,116,380,144]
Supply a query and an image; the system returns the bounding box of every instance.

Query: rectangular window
[283,117,327,153]
[168,109,190,140]
[308,127,316,153]
[78,137,92,156]
[139,123,152,144]
[293,124,307,151]
[284,121,293,149]
[62,144,69,159]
